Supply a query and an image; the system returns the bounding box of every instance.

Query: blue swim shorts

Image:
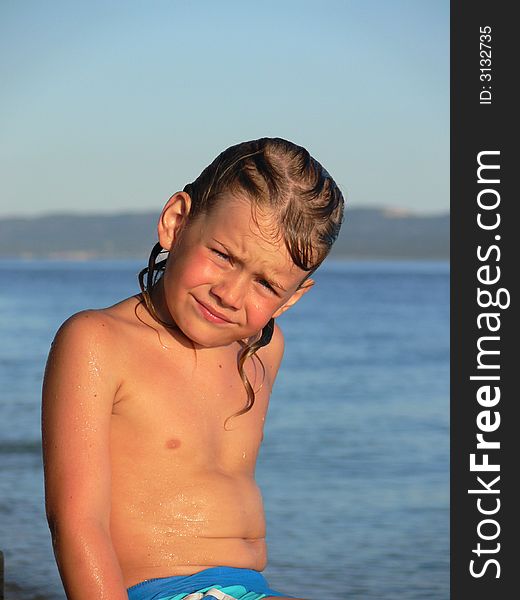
[127,566,287,600]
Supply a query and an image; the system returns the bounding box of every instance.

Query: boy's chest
[112,337,270,469]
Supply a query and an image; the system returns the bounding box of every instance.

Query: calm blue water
[0,259,449,600]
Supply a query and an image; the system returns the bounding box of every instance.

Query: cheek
[246,296,283,330]
[172,249,219,289]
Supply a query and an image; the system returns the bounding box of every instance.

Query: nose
[210,272,247,310]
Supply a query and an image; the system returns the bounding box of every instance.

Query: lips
[193,297,235,324]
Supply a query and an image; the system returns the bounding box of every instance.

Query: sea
[0,259,449,600]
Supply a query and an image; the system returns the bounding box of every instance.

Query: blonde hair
[138,138,344,419]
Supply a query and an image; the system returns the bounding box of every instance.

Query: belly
[110,467,267,586]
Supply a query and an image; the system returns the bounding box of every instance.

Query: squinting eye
[212,249,230,261]
[259,279,277,294]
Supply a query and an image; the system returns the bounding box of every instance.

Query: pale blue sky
[0,0,449,217]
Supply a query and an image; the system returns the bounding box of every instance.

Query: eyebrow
[212,239,288,292]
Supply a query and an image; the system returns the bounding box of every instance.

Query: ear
[272,278,315,319]
[157,192,192,251]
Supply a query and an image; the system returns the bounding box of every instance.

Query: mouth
[193,298,235,325]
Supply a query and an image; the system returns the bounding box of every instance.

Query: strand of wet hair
[137,242,171,328]
[225,318,274,428]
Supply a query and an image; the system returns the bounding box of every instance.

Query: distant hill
[0,207,449,260]
[330,207,449,259]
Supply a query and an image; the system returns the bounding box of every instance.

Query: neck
[147,277,175,328]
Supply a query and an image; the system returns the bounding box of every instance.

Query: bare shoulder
[55,307,116,335]
[50,308,120,359]
[46,302,136,394]
[50,296,140,352]
[256,321,285,384]
[269,321,285,362]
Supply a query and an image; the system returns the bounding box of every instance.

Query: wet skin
[42,194,312,598]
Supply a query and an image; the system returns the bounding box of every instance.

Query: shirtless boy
[42,138,344,600]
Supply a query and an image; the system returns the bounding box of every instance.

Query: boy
[42,138,344,599]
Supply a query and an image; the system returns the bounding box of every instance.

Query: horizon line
[0,204,450,220]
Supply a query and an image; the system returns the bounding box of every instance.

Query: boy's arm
[42,311,128,600]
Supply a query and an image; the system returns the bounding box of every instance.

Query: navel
[165,438,181,450]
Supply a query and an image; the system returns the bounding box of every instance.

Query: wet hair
[138,137,344,420]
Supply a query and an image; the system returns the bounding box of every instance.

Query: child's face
[155,194,314,348]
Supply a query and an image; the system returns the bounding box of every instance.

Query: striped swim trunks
[127,566,288,600]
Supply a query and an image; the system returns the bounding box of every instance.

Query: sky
[0,0,449,218]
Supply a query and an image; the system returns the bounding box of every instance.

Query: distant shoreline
[0,207,449,261]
